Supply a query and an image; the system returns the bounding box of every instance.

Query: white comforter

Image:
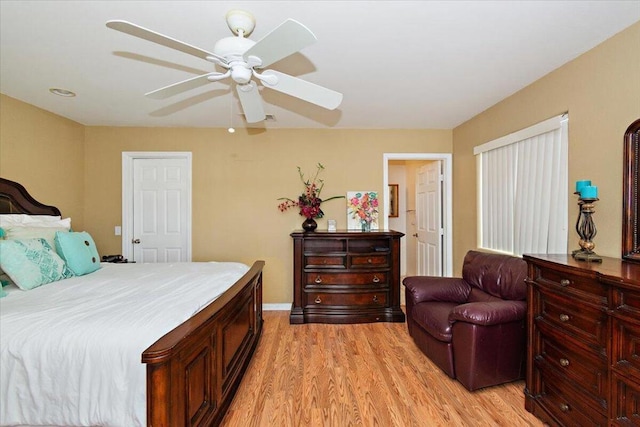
[0,261,250,427]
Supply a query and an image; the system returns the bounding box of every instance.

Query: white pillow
[0,214,62,227]
[4,226,70,250]
[1,217,71,229]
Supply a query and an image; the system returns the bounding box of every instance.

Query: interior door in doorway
[416,161,443,276]
[132,157,190,262]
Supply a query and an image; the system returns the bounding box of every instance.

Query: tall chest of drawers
[524,254,640,426]
[290,230,405,324]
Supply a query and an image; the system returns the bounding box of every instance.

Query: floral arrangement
[347,191,379,230]
[278,163,344,219]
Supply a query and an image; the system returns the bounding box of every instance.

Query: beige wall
[0,94,85,229]
[83,127,451,303]
[452,21,640,272]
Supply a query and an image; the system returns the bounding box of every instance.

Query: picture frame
[388,184,399,218]
[346,191,379,230]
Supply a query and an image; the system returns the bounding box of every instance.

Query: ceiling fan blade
[106,20,227,65]
[243,19,317,68]
[260,70,342,110]
[236,81,266,123]
[145,72,229,99]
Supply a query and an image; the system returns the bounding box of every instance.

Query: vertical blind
[474,114,568,256]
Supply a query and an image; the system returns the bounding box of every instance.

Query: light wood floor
[221,311,543,426]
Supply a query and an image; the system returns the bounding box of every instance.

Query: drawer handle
[373,295,378,303]
[373,275,380,283]
[559,403,570,412]
[367,258,373,264]
[323,259,327,264]
[559,358,570,367]
[559,314,570,322]
[315,296,322,304]
[560,279,571,287]
[315,276,322,284]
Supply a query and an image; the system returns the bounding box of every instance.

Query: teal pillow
[0,269,12,286]
[54,231,101,276]
[0,274,12,286]
[0,238,74,290]
[0,287,6,298]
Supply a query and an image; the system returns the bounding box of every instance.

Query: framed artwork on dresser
[388,184,399,218]
[346,191,379,230]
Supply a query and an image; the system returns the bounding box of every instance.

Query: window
[474,114,568,256]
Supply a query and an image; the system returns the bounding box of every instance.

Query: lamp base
[572,249,603,262]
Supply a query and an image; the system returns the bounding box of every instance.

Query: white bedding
[0,261,250,427]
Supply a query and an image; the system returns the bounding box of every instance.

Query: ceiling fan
[106,10,343,123]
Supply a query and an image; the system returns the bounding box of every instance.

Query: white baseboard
[263,303,290,311]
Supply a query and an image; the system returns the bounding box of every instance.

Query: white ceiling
[1,1,639,130]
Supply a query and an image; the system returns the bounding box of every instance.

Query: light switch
[115,226,122,236]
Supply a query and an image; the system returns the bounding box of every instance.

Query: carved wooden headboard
[0,177,61,216]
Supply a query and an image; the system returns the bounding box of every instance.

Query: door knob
[132,238,141,244]
[412,233,418,237]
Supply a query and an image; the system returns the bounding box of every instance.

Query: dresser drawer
[537,333,608,406]
[305,255,346,268]
[534,266,607,306]
[304,291,388,308]
[348,238,390,253]
[305,272,387,287]
[536,365,608,426]
[611,372,640,425]
[536,287,607,352]
[350,254,389,268]
[612,318,640,380]
[612,284,640,319]
[304,239,346,253]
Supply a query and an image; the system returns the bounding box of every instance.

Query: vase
[361,220,371,232]
[302,217,318,232]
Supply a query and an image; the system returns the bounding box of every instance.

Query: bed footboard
[142,261,264,427]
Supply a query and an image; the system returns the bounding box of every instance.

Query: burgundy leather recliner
[403,250,528,391]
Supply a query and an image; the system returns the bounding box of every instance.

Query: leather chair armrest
[448,300,526,326]
[403,276,471,304]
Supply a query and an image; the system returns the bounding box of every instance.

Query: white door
[416,161,443,276]
[131,157,191,262]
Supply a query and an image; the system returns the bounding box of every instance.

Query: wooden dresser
[524,254,640,426]
[290,230,405,324]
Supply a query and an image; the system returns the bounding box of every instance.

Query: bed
[0,177,265,427]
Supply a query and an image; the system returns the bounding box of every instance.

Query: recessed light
[228,127,236,133]
[49,88,76,97]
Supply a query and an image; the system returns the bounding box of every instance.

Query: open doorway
[382,153,453,278]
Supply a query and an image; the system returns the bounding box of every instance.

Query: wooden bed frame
[0,177,264,427]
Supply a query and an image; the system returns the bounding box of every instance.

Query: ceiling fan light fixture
[231,66,252,84]
[225,10,256,37]
[49,88,76,97]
